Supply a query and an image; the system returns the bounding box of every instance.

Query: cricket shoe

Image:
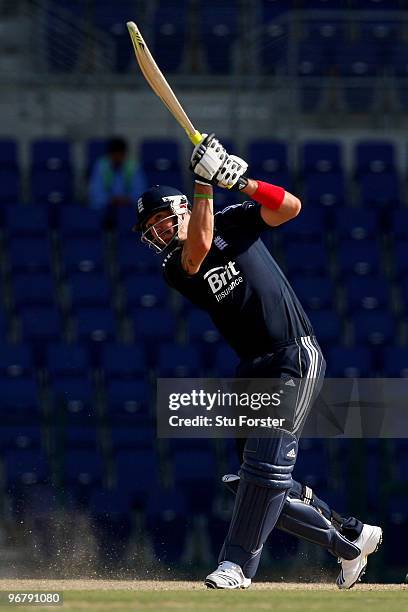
[336,523,383,589]
[205,561,251,589]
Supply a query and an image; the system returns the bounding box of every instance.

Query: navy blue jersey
[163,201,314,360]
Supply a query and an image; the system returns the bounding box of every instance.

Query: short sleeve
[215,201,269,240]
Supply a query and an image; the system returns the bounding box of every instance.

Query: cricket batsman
[133,134,382,589]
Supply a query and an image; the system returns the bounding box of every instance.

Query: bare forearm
[181,182,214,274]
[188,182,214,247]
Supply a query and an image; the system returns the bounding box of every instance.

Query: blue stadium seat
[393,243,408,277]
[185,310,220,345]
[355,0,399,7]
[296,42,330,111]
[68,273,112,309]
[279,208,326,243]
[352,311,395,346]
[0,344,33,378]
[89,486,133,565]
[333,208,378,241]
[51,377,96,423]
[213,344,239,376]
[64,426,98,449]
[5,205,49,238]
[30,140,72,204]
[303,172,345,207]
[156,343,202,377]
[355,140,396,176]
[399,277,408,312]
[93,2,135,72]
[3,450,49,486]
[59,206,103,239]
[391,41,408,108]
[122,274,167,309]
[261,0,292,19]
[31,139,71,170]
[199,2,238,74]
[337,241,381,276]
[104,380,151,420]
[308,311,342,346]
[290,275,334,310]
[327,346,374,377]
[64,450,104,486]
[100,344,145,379]
[260,14,289,74]
[305,0,347,8]
[153,5,187,72]
[110,422,155,451]
[0,426,42,451]
[114,449,158,505]
[31,169,72,205]
[301,141,342,175]
[358,172,400,208]
[116,206,138,236]
[86,139,108,176]
[390,209,408,240]
[133,307,177,342]
[141,140,181,173]
[303,17,346,67]
[343,276,390,312]
[383,347,408,377]
[8,238,52,273]
[247,140,288,174]
[89,486,132,516]
[172,449,216,511]
[0,169,20,203]
[61,238,104,273]
[0,311,8,344]
[0,139,18,167]
[75,307,116,342]
[20,307,61,342]
[0,378,41,422]
[357,20,397,64]
[284,243,328,275]
[336,42,379,112]
[45,344,90,379]
[146,486,188,563]
[12,273,55,310]
[117,239,161,274]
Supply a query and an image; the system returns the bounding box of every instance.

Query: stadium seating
[1,130,407,573]
[153,4,187,73]
[0,140,20,203]
[45,344,91,379]
[199,1,238,74]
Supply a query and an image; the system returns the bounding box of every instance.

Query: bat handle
[188,131,203,145]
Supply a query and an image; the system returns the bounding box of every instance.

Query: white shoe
[205,561,252,589]
[336,523,383,589]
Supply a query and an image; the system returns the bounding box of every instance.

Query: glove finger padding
[215,154,248,190]
[190,133,227,182]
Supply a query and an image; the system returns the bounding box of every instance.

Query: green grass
[11,588,406,612]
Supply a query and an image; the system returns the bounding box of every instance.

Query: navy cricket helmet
[132,185,189,231]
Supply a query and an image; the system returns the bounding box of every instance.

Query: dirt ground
[0,580,404,591]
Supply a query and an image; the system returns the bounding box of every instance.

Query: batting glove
[190,133,227,183]
[214,154,248,190]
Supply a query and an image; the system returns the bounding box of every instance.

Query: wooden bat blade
[127,21,202,145]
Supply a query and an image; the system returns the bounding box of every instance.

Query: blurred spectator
[89,137,146,210]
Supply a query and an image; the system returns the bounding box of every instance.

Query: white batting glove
[190,133,227,183]
[215,154,248,190]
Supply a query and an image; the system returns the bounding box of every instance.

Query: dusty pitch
[0,580,405,591]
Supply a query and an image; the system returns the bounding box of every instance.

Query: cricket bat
[127,21,203,146]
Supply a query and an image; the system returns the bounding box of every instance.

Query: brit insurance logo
[203,261,243,302]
